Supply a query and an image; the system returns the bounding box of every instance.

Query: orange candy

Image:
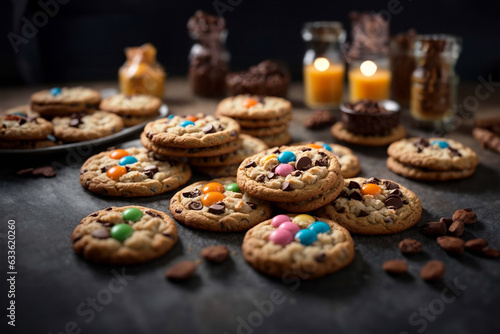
[109,149,129,160]
[201,192,225,207]
[306,144,323,149]
[185,115,198,122]
[106,166,128,180]
[361,183,382,196]
[243,98,258,108]
[202,182,225,194]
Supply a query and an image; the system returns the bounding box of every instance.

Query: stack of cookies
[216,95,292,147]
[100,93,162,126]
[387,137,479,181]
[236,145,344,212]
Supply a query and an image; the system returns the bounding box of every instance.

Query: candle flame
[314,58,330,72]
[360,61,377,77]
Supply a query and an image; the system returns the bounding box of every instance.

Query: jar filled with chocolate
[390,29,416,106]
[410,35,461,129]
[187,11,230,97]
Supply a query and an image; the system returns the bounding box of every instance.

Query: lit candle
[348,60,391,102]
[304,57,345,108]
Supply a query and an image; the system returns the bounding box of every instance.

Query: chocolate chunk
[448,147,462,157]
[383,260,408,275]
[105,207,113,211]
[420,260,445,281]
[69,118,82,127]
[145,210,161,218]
[281,182,294,191]
[271,148,281,154]
[413,137,430,148]
[348,181,361,190]
[482,248,500,258]
[125,166,130,172]
[291,170,303,177]
[295,156,312,170]
[144,165,159,178]
[448,220,465,237]
[80,169,88,175]
[349,191,363,201]
[339,190,349,198]
[421,221,447,236]
[182,189,201,198]
[256,175,265,182]
[18,117,27,125]
[437,236,465,255]
[314,252,327,262]
[162,232,175,239]
[89,212,99,217]
[200,245,230,263]
[465,238,488,252]
[384,217,394,224]
[202,124,216,134]
[336,206,345,213]
[318,151,327,157]
[315,158,329,167]
[399,238,423,254]
[165,261,197,281]
[175,208,183,213]
[208,203,225,214]
[300,147,312,151]
[245,161,257,168]
[267,172,276,179]
[91,229,110,239]
[32,166,56,178]
[363,177,381,185]
[101,166,109,173]
[188,201,203,210]
[153,153,169,161]
[357,210,369,217]
[389,189,403,198]
[452,208,477,225]
[229,130,238,137]
[440,217,454,228]
[246,202,257,209]
[402,200,409,205]
[385,196,403,210]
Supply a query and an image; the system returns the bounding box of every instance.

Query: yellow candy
[262,154,277,163]
[293,214,315,225]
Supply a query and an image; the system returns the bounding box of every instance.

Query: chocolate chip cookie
[100,94,161,126]
[0,114,53,140]
[31,86,101,116]
[216,95,292,120]
[52,111,124,142]
[71,206,177,265]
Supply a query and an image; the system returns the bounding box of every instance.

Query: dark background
[1,0,500,87]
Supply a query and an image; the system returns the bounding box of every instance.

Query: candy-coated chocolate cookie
[71,206,177,265]
[80,147,191,197]
[242,214,354,279]
[52,111,124,142]
[100,94,162,116]
[0,114,53,141]
[141,132,241,158]
[386,157,476,181]
[31,86,101,116]
[293,141,361,178]
[331,122,406,146]
[188,134,268,167]
[387,137,479,171]
[144,114,240,148]
[216,95,292,120]
[170,177,273,232]
[315,177,422,235]
[237,145,342,202]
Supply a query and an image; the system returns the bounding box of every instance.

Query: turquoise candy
[119,156,138,166]
[179,120,195,127]
[12,112,27,117]
[277,151,296,163]
[431,140,449,149]
[167,115,174,119]
[122,208,143,222]
[322,144,332,152]
[50,87,61,96]
[110,224,133,242]
[295,229,318,246]
[309,221,331,234]
[225,183,240,192]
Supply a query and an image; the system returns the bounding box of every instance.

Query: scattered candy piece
[431,140,449,149]
[295,229,317,246]
[109,149,129,160]
[322,143,332,152]
[167,115,174,119]
[50,87,62,96]
[262,154,277,163]
[278,221,301,235]
[185,115,198,122]
[225,183,240,192]
[269,229,294,246]
[119,156,138,166]
[275,164,295,177]
[309,221,331,234]
[201,192,225,207]
[361,183,382,196]
[165,261,197,281]
[202,182,225,194]
[122,208,143,222]
[110,223,133,242]
[200,245,230,263]
[277,151,296,163]
[293,214,315,225]
[306,143,323,149]
[271,214,291,227]
[106,166,127,180]
[179,120,195,127]
[243,98,258,108]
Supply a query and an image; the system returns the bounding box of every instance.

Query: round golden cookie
[231,113,292,128]
[257,131,291,147]
[80,147,191,197]
[0,114,53,141]
[237,145,342,202]
[331,122,406,146]
[52,111,124,142]
[121,113,159,127]
[386,157,476,181]
[315,177,422,235]
[3,104,39,117]
[242,214,355,280]
[170,177,273,232]
[71,206,177,265]
[240,123,288,137]
[216,95,292,120]
[31,86,101,116]
[387,137,479,171]
[100,94,162,116]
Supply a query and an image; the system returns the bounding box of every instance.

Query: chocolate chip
[300,147,312,151]
[145,210,161,218]
[314,252,327,262]
[174,208,183,213]
[291,170,303,177]
[18,118,27,125]
[389,189,403,198]
[421,221,447,236]
[246,202,257,209]
[402,200,409,205]
[80,169,88,175]
[383,181,400,190]
[91,229,110,239]
[339,190,348,198]
[413,137,430,148]
[357,210,369,217]
[89,212,99,217]
[349,191,363,201]
[69,118,82,127]
[143,165,159,178]
[165,261,197,281]
[448,220,465,237]
[256,175,265,182]
[208,203,225,214]
[336,206,345,213]
[282,182,294,191]
[229,130,238,137]
[267,172,276,179]
[452,208,477,225]
[271,148,281,154]
[465,238,488,252]
[101,166,109,173]
[399,238,423,254]
[384,217,394,224]
[32,166,56,178]
[315,158,329,167]
[203,124,215,134]
[348,181,361,190]
[162,232,174,239]
[420,260,445,281]
[295,156,312,170]
[125,166,130,172]
[383,260,408,275]
[448,147,462,157]
[201,245,230,263]
[245,161,257,168]
[188,201,203,210]
[437,236,465,254]
[318,151,327,157]
[385,196,403,210]
[105,207,113,211]
[482,248,500,258]
[440,217,454,228]
[363,177,381,185]
[183,189,201,198]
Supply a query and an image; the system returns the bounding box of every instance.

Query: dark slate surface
[1,114,500,334]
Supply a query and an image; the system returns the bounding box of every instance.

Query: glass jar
[410,35,461,129]
[302,21,346,109]
[348,55,391,102]
[390,30,416,106]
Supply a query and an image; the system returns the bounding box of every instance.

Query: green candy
[122,208,143,222]
[110,224,133,242]
[225,183,240,192]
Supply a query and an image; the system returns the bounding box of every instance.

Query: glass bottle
[302,21,346,109]
[390,30,417,106]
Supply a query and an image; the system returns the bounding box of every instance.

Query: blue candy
[309,221,331,234]
[12,112,27,117]
[322,143,332,152]
[431,140,449,149]
[167,115,174,119]
[119,156,138,166]
[295,229,318,246]
[46,134,57,142]
[50,87,61,96]
[277,151,296,163]
[179,120,195,127]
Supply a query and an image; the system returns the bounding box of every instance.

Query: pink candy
[275,163,295,177]
[278,221,300,235]
[271,214,291,227]
[269,229,294,246]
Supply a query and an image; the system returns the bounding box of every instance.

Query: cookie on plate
[31,86,101,117]
[0,114,53,141]
[331,122,406,146]
[71,206,177,265]
[315,177,422,235]
[80,147,191,197]
[237,145,342,202]
[4,104,39,117]
[52,111,124,142]
[170,177,273,232]
[242,213,354,279]
[100,94,161,126]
